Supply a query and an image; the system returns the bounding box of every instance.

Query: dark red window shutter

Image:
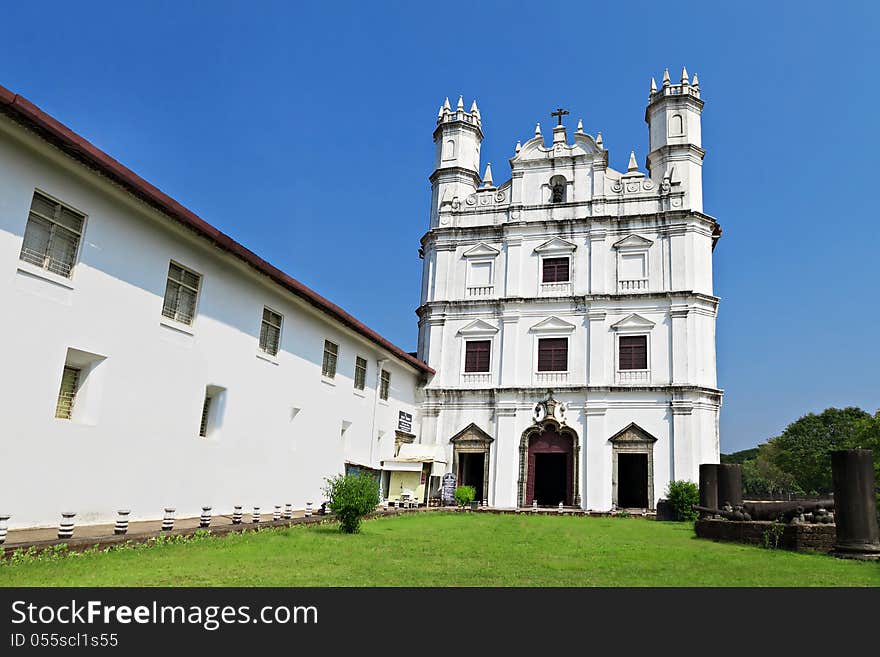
[537,338,568,372]
[464,340,491,373]
[619,335,648,370]
[542,257,570,283]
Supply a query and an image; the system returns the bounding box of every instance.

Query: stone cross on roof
[551,108,569,126]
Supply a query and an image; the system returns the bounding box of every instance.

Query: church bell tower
[429,95,482,228]
[645,67,705,212]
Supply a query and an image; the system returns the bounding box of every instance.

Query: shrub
[323,473,380,534]
[665,480,700,522]
[453,485,476,507]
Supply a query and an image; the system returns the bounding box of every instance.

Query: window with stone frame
[542,257,570,283]
[19,191,86,278]
[618,335,648,370]
[537,337,568,372]
[322,340,338,378]
[464,340,491,373]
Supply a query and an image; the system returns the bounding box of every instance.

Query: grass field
[1,513,878,587]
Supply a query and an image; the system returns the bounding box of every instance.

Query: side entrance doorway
[457,452,485,502]
[450,423,494,504]
[610,423,657,510]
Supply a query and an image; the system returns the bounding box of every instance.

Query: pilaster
[587,309,607,386]
[494,406,519,508]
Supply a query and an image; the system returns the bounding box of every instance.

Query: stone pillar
[698,464,719,514]
[0,514,10,545]
[831,449,880,560]
[114,510,131,535]
[58,512,76,539]
[717,464,743,507]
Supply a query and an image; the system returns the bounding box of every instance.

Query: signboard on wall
[441,472,457,505]
[398,411,412,433]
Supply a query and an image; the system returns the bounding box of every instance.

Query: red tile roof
[0,84,433,375]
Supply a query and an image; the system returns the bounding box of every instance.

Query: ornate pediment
[457,319,499,336]
[610,314,655,331]
[534,237,578,254]
[613,234,653,250]
[462,243,500,258]
[450,422,494,444]
[609,422,657,444]
[529,316,576,333]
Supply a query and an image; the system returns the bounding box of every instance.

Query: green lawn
[1,513,878,586]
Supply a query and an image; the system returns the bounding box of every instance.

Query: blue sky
[1,1,877,452]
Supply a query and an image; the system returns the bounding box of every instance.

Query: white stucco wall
[0,117,424,529]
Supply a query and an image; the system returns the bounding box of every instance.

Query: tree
[767,407,876,494]
[323,473,380,534]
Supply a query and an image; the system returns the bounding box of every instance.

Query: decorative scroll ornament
[532,393,567,426]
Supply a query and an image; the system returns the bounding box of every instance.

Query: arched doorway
[519,424,578,507]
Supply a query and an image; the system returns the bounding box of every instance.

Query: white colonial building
[417,68,722,510]
[0,85,432,529]
[0,67,721,529]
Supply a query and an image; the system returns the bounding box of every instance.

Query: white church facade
[0,68,721,529]
[417,69,722,510]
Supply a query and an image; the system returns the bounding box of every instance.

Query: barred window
[354,356,367,390]
[379,369,391,400]
[54,366,80,419]
[199,394,212,438]
[161,262,201,325]
[259,307,283,356]
[619,335,648,370]
[542,257,570,283]
[19,191,85,278]
[537,338,568,372]
[322,340,338,378]
[464,340,490,373]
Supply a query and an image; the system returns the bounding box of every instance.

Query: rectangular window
[322,340,339,378]
[464,340,491,373]
[537,338,568,372]
[19,191,85,278]
[354,356,367,390]
[162,262,201,325]
[54,366,81,419]
[379,369,391,400]
[199,394,212,438]
[259,307,283,356]
[619,335,648,370]
[542,257,570,283]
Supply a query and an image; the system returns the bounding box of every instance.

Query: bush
[665,480,699,522]
[453,485,476,507]
[323,473,380,533]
